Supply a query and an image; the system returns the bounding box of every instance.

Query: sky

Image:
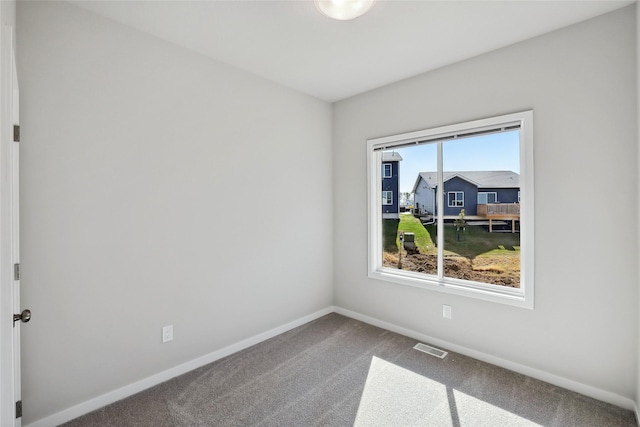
[388,130,520,194]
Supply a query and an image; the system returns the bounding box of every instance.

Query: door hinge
[13,125,19,142]
[13,263,19,281]
[15,400,22,419]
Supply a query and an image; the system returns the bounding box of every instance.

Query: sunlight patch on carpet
[354,356,541,427]
[453,389,542,426]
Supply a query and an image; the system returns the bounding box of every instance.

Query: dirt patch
[383,252,519,288]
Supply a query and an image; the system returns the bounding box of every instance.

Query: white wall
[0,0,14,27]
[334,6,637,402]
[17,1,333,424]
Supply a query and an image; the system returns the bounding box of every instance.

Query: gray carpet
[63,313,636,426]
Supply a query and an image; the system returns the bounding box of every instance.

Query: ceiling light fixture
[314,0,375,21]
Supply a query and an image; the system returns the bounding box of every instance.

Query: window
[477,192,497,204]
[382,191,393,205]
[447,191,464,207]
[382,163,392,178]
[367,111,534,308]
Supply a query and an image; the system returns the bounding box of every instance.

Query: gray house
[412,171,520,217]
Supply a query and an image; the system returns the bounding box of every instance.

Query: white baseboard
[333,306,636,412]
[25,306,335,427]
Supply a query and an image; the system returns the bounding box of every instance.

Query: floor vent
[414,343,448,359]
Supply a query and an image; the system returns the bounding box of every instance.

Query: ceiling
[69,0,634,103]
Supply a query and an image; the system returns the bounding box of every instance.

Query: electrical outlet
[162,325,173,343]
[442,305,452,319]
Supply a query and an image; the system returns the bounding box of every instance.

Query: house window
[367,111,534,308]
[382,163,392,178]
[447,191,464,207]
[382,191,393,205]
[477,192,497,204]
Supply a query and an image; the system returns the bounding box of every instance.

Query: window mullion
[437,142,444,280]
[372,150,383,271]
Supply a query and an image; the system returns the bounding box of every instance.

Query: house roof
[382,152,403,162]
[412,171,519,193]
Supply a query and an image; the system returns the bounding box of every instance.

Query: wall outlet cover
[442,305,452,319]
[162,325,173,343]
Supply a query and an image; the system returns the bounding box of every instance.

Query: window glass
[442,133,520,287]
[478,192,497,204]
[382,191,393,205]
[382,163,392,178]
[447,192,464,207]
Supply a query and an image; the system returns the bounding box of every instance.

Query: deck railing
[477,203,520,217]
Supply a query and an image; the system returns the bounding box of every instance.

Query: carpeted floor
[63,313,636,426]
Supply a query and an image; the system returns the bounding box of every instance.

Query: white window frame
[447,191,464,207]
[477,192,498,204]
[382,163,392,178]
[366,111,534,309]
[382,191,393,205]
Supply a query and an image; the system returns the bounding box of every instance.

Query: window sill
[369,267,533,309]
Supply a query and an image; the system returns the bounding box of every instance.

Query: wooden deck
[415,203,520,233]
[478,203,520,233]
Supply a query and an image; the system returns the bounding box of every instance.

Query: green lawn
[382,213,520,284]
[382,219,400,253]
[394,213,520,260]
[397,214,433,252]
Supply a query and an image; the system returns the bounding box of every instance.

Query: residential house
[381,152,402,219]
[412,171,519,217]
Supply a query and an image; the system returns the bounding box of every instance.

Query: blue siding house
[412,171,519,217]
[382,152,402,219]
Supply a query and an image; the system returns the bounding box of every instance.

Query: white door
[11,31,23,427]
[1,25,26,427]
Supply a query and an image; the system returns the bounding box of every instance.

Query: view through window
[368,112,533,306]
